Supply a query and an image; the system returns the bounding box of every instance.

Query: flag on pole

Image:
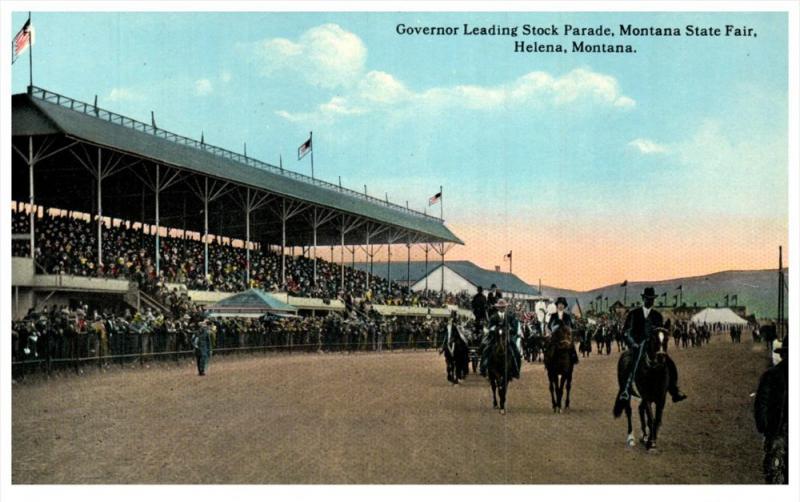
[428,191,442,206]
[12,19,34,64]
[503,251,512,260]
[676,284,683,290]
[621,280,628,287]
[297,135,312,160]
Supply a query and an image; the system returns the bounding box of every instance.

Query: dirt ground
[12,335,769,484]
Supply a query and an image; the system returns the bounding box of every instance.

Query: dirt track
[12,335,769,484]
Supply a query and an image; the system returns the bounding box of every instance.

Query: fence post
[45,331,52,376]
[139,330,144,367]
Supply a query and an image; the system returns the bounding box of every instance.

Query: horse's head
[554,326,573,350]
[648,327,669,362]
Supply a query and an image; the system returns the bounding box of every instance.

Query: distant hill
[537,268,788,320]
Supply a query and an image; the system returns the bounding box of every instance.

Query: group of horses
[440,317,682,452]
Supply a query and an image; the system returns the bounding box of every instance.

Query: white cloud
[252,23,366,89]
[220,70,232,83]
[628,138,668,154]
[107,87,143,102]
[194,78,213,96]
[276,66,636,124]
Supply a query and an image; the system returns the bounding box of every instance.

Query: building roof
[206,288,297,314]
[12,88,462,245]
[355,260,539,296]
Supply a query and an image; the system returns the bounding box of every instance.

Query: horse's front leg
[549,375,558,412]
[498,376,507,415]
[564,372,572,410]
[557,374,567,413]
[650,397,666,451]
[644,402,657,450]
[625,400,635,447]
[638,401,648,444]
[490,377,498,409]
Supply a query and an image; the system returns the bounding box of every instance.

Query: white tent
[691,308,748,325]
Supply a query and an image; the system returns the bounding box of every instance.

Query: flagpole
[310,131,314,179]
[28,12,33,90]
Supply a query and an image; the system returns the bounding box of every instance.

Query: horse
[613,327,672,451]
[544,325,575,413]
[442,324,469,385]
[486,320,519,415]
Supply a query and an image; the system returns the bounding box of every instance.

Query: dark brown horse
[613,328,671,451]
[487,324,514,415]
[544,326,575,413]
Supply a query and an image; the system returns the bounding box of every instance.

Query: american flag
[297,136,312,160]
[12,19,34,64]
[428,191,441,206]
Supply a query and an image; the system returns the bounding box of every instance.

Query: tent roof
[356,260,539,295]
[12,89,462,245]
[690,307,748,325]
[206,288,297,314]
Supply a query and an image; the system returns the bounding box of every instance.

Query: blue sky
[10,11,789,288]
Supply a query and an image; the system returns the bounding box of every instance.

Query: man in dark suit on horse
[487,284,502,315]
[754,338,788,484]
[618,287,687,402]
[472,285,488,333]
[547,297,580,365]
[479,298,523,379]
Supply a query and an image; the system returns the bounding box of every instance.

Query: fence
[11,326,443,378]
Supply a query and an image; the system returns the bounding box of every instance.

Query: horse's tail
[612,393,627,418]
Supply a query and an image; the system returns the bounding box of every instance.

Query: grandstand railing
[27,86,444,224]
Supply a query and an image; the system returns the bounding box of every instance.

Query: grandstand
[11,87,463,317]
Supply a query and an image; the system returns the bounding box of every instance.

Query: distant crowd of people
[10,301,468,373]
[12,206,472,309]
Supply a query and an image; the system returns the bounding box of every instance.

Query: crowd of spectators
[12,206,472,309]
[11,302,460,375]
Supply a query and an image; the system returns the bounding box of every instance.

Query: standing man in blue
[617,287,687,402]
[192,316,213,376]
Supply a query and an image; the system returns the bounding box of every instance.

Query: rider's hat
[555,297,568,307]
[641,287,658,299]
[495,298,509,309]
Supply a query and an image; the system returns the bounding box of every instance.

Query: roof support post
[28,136,35,259]
[246,187,251,288]
[424,244,429,294]
[303,207,337,287]
[96,147,103,267]
[188,176,233,288]
[337,215,362,291]
[312,207,318,286]
[365,231,370,292]
[204,178,209,280]
[406,236,412,290]
[281,199,286,287]
[155,164,160,277]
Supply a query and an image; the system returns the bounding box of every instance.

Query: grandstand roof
[11,88,463,246]
[355,260,540,296]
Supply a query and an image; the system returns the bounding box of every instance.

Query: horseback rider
[547,297,580,365]
[754,338,788,484]
[479,298,523,378]
[439,310,468,354]
[618,287,687,402]
[487,284,502,315]
[471,285,488,334]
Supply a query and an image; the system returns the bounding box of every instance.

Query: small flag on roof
[297,135,312,160]
[428,191,442,206]
[12,18,34,64]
